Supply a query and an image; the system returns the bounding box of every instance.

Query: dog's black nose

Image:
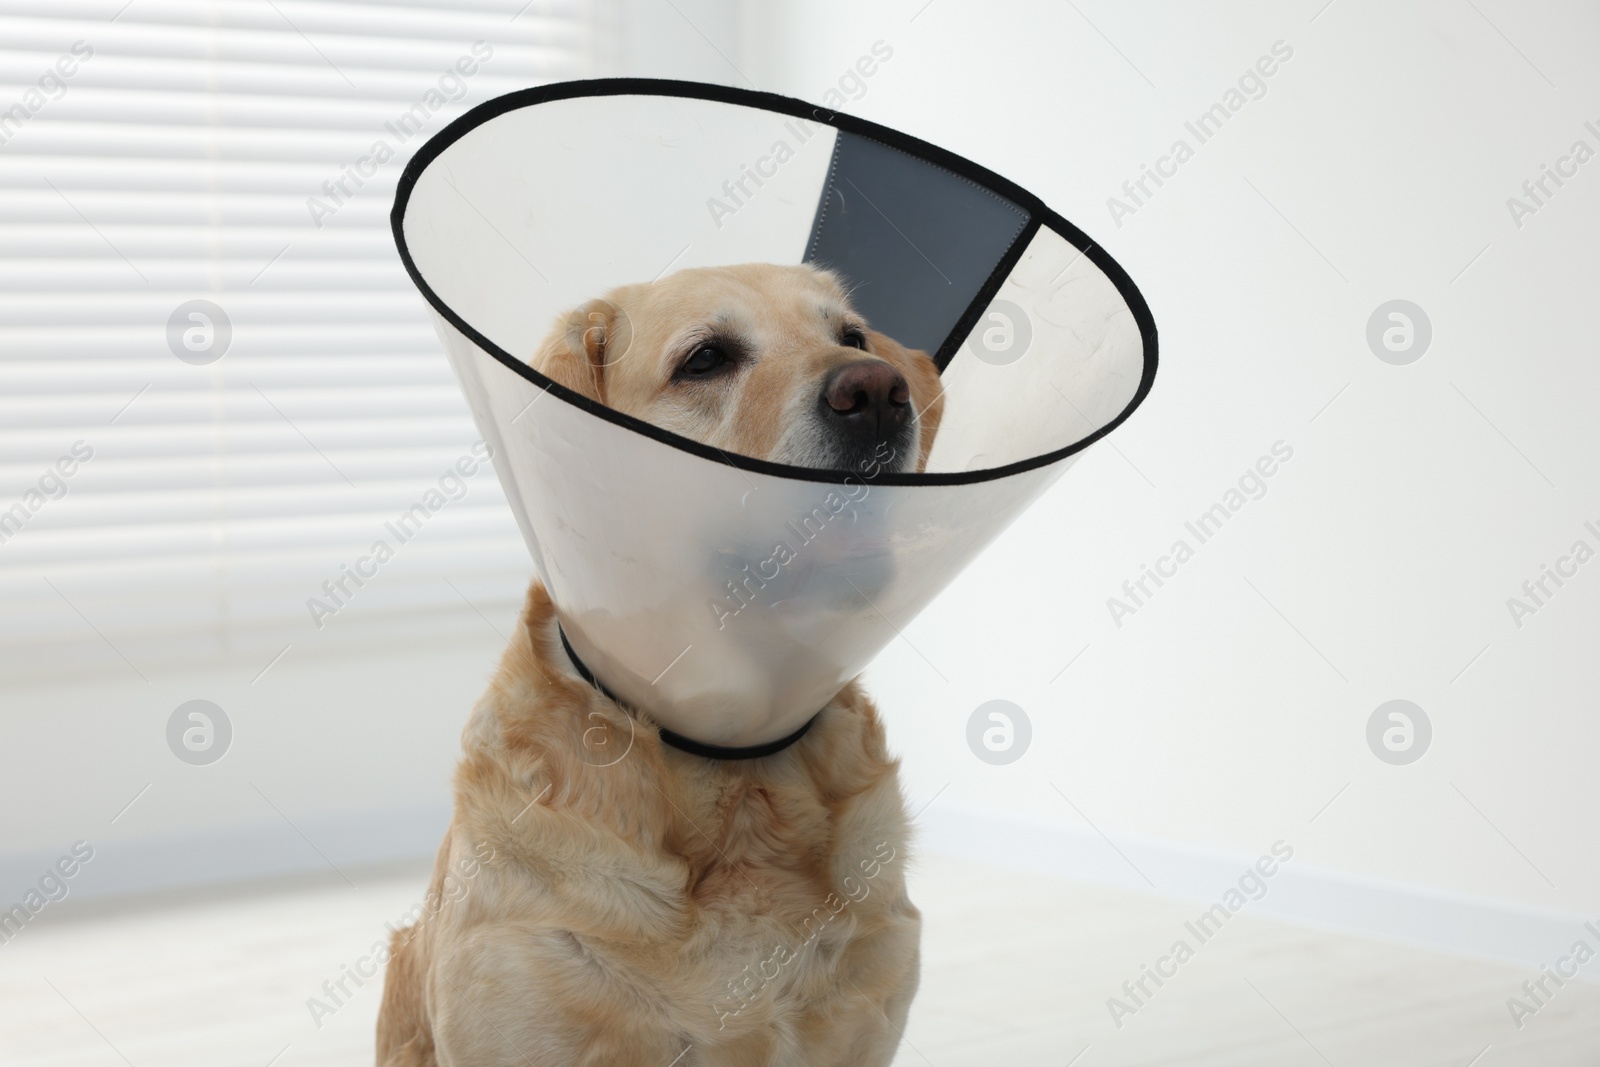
[822,361,911,441]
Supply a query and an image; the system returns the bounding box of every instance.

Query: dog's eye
[842,329,868,350]
[679,343,729,377]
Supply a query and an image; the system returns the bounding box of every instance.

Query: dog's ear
[866,328,944,472]
[533,299,623,403]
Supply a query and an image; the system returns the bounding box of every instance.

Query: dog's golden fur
[377,585,920,1065]
[377,264,935,1065]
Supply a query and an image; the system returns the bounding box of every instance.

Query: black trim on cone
[391,77,1158,486]
[558,625,820,760]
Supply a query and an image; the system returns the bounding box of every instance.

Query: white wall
[0,631,499,895]
[5,0,1597,969]
[740,0,1600,930]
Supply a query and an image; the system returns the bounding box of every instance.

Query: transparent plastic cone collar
[392,80,1157,748]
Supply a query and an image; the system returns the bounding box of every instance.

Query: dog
[376,263,944,1066]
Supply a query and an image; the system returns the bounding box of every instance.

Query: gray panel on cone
[804,131,1030,360]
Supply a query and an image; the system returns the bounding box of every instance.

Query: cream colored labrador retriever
[377,264,943,1066]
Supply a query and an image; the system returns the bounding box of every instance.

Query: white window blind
[0,0,606,683]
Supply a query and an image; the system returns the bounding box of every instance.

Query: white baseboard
[915,802,1599,978]
[5,797,1593,979]
[0,801,450,913]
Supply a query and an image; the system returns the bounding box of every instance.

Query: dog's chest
[674,779,905,1024]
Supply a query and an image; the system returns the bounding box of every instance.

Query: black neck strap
[556,625,819,761]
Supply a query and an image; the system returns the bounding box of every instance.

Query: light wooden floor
[1,851,1595,1066]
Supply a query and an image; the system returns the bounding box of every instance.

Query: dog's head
[531,263,944,473]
